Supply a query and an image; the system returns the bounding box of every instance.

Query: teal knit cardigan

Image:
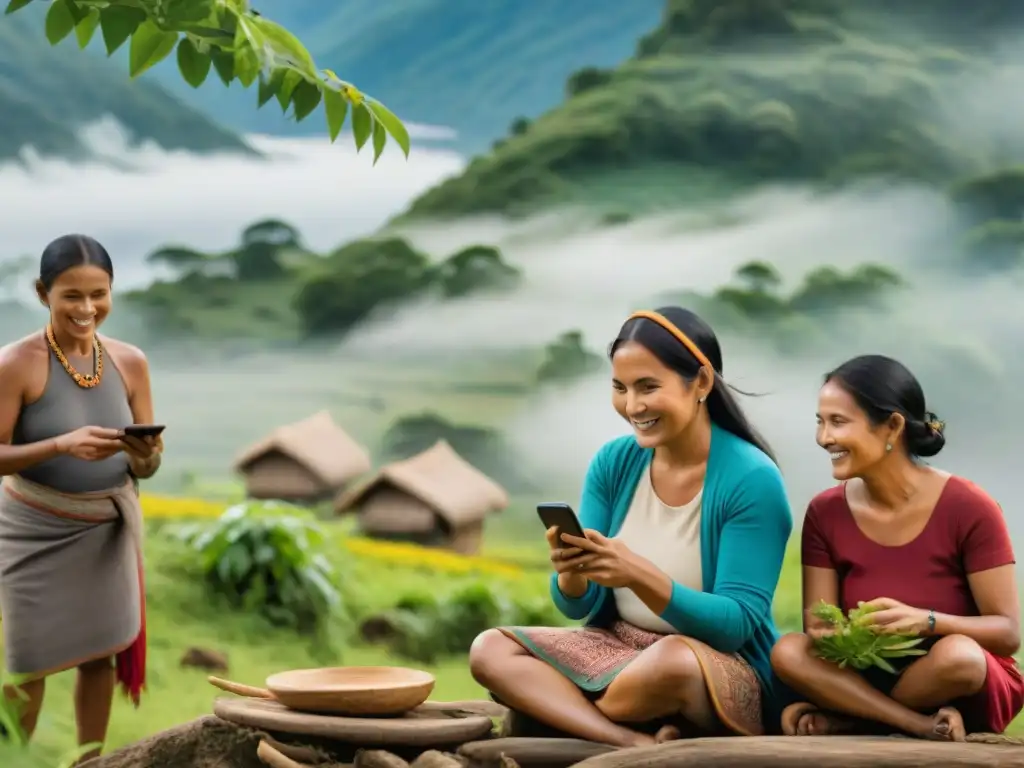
[549,423,793,719]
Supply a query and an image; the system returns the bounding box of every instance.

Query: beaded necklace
[45,323,103,389]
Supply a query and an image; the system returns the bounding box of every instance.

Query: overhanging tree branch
[5,0,411,163]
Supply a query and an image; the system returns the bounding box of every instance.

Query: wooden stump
[213,697,496,762]
[570,735,1024,768]
[458,738,615,768]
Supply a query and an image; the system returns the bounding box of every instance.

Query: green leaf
[371,117,387,165]
[234,47,260,88]
[4,0,35,15]
[163,0,215,25]
[290,79,321,121]
[44,0,76,44]
[129,20,178,78]
[351,103,372,152]
[257,70,282,108]
[74,8,100,49]
[232,16,262,88]
[367,100,411,158]
[251,17,318,80]
[322,88,348,142]
[176,37,211,88]
[867,652,897,674]
[210,48,235,85]
[99,5,146,55]
[275,70,301,111]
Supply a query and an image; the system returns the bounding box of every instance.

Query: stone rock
[179,646,229,672]
[359,615,401,644]
[80,716,263,768]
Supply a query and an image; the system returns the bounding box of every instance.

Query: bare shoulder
[0,333,48,407]
[0,332,47,375]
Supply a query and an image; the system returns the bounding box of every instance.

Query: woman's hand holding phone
[547,525,590,597]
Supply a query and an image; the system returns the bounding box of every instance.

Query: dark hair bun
[905,412,945,458]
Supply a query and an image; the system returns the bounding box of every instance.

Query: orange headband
[628,310,714,372]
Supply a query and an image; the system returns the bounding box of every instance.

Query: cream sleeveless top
[612,467,703,634]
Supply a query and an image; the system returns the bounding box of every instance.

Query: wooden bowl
[264,666,436,716]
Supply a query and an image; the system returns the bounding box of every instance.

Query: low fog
[0,118,465,291]
[3,119,1024,567]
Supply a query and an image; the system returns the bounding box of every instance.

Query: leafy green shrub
[788,264,903,313]
[811,600,926,674]
[242,219,301,249]
[950,168,1024,225]
[509,117,531,136]
[370,582,563,663]
[175,501,344,634]
[432,245,521,298]
[711,260,904,322]
[536,330,604,384]
[567,67,614,97]
[293,237,432,336]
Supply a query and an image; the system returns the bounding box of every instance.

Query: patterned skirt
[499,620,763,736]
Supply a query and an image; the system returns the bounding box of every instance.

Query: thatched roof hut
[334,440,508,554]
[234,410,371,503]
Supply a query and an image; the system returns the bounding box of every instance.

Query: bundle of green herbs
[811,600,928,674]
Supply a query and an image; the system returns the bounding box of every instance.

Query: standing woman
[469,307,793,745]
[771,355,1023,741]
[0,235,161,760]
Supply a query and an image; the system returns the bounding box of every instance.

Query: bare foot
[625,731,658,747]
[919,707,966,742]
[655,725,682,743]
[781,702,858,736]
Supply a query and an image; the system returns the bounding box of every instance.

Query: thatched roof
[234,410,371,488]
[335,440,508,527]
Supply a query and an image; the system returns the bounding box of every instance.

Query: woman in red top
[771,354,1023,741]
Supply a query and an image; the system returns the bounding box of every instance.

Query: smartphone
[537,502,586,547]
[120,424,166,439]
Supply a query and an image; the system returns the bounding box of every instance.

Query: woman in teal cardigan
[469,307,793,746]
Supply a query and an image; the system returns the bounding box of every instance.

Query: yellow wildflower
[342,537,523,579]
[141,495,228,519]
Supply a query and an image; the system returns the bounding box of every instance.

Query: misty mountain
[145,0,663,148]
[0,10,249,161]
[403,0,1024,219]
